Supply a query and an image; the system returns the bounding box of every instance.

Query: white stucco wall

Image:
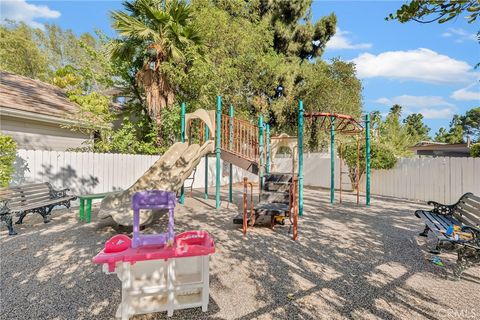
[0,115,91,151]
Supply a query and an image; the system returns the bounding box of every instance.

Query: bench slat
[4,192,52,205]
[417,211,449,237]
[465,194,480,203]
[0,188,51,200]
[455,207,480,226]
[8,196,53,208]
[463,198,480,211]
[9,196,76,212]
[0,182,48,192]
[0,184,50,195]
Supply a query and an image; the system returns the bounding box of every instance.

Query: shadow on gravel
[1,186,479,320]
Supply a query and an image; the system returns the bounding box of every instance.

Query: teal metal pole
[330,116,335,204]
[298,101,304,216]
[215,96,222,209]
[204,126,209,200]
[258,116,264,190]
[229,105,234,203]
[266,124,271,174]
[365,113,371,206]
[180,102,186,204]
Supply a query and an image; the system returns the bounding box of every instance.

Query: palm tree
[110,0,201,129]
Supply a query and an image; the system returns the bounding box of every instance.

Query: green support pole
[365,113,371,206]
[266,124,271,174]
[330,116,335,204]
[215,96,222,209]
[228,105,234,203]
[298,100,304,216]
[204,126,209,200]
[258,116,264,190]
[180,102,186,204]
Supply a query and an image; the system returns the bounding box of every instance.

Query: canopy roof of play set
[303,112,364,135]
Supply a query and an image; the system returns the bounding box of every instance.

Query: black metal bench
[0,182,76,235]
[415,192,480,278]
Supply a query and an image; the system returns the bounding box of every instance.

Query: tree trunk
[138,63,175,145]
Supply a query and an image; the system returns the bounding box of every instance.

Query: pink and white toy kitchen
[93,190,215,319]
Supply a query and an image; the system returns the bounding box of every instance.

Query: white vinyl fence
[359,157,480,204]
[11,150,480,204]
[11,149,254,196]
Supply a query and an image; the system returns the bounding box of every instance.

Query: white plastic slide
[98,140,214,226]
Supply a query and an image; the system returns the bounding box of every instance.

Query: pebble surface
[1,187,479,320]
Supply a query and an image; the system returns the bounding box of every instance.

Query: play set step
[254,202,289,215]
[260,191,290,204]
[263,173,292,191]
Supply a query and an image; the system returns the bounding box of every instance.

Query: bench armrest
[426,200,456,215]
[0,199,10,215]
[47,184,71,199]
[426,192,473,216]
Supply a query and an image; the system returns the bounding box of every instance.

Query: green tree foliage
[0,134,17,187]
[0,21,48,80]
[163,0,360,144]
[339,139,397,190]
[375,105,415,156]
[434,114,465,143]
[257,0,337,60]
[470,144,480,157]
[403,113,430,142]
[462,107,480,142]
[110,0,202,129]
[387,0,479,24]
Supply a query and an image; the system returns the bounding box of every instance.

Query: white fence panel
[11,149,255,196]
[11,150,479,204]
[360,157,480,203]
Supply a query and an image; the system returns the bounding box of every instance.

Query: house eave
[0,107,111,129]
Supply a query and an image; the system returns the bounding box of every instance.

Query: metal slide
[98,140,214,226]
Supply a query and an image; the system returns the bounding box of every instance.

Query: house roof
[409,141,470,151]
[0,71,81,121]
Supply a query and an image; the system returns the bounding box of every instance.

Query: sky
[1,0,479,136]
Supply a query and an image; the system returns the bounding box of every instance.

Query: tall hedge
[0,134,16,187]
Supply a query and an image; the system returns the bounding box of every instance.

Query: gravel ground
[1,186,479,320]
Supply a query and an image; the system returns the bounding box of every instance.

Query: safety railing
[220,114,260,163]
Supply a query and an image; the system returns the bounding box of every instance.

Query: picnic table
[79,192,119,223]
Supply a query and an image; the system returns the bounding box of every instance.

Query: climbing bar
[303,112,363,134]
[242,177,254,235]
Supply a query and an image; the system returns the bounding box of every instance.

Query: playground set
[93,96,372,318]
[176,97,372,236]
[98,96,372,233]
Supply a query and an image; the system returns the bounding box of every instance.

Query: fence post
[298,100,304,216]
[229,104,234,203]
[365,113,371,206]
[266,124,270,174]
[330,116,335,204]
[215,96,222,209]
[258,116,264,192]
[204,126,209,200]
[180,102,186,204]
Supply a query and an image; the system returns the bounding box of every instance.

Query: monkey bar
[298,109,371,207]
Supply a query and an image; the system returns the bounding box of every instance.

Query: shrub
[470,144,480,157]
[339,140,397,189]
[0,134,16,187]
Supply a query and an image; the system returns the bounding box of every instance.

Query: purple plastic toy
[131,190,176,248]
